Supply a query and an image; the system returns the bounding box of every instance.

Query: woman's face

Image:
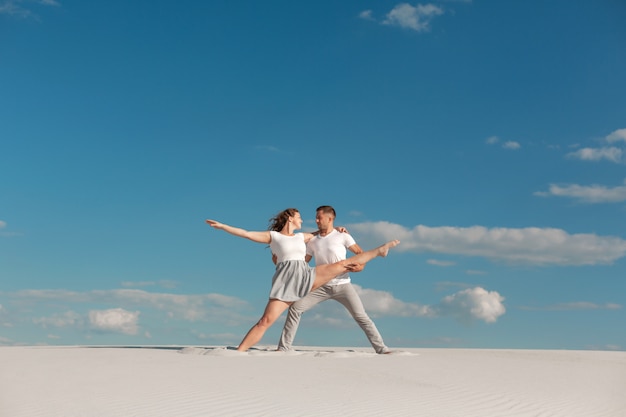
[290,212,303,229]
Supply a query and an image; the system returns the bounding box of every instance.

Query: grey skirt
[269,260,316,302]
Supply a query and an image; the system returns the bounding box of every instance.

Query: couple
[206,206,400,352]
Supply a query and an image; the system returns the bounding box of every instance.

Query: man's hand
[345,263,365,272]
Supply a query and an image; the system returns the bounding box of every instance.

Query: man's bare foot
[377,240,400,257]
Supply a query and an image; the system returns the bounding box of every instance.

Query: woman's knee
[257,314,277,328]
[257,311,282,327]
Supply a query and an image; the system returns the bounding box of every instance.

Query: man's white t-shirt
[306,229,356,285]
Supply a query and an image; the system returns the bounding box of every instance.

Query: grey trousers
[277,283,390,354]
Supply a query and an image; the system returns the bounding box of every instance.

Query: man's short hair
[316,205,336,218]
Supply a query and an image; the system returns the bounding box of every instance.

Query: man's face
[315,211,333,230]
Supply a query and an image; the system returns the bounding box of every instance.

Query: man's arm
[347,243,365,272]
[348,243,363,255]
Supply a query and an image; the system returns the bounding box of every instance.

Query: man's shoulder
[335,230,356,244]
[320,230,356,246]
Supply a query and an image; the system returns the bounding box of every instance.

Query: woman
[205,208,400,352]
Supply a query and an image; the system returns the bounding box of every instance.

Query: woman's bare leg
[312,240,400,291]
[237,299,291,352]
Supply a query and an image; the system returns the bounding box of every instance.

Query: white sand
[1,346,625,417]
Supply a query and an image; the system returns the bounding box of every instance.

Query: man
[276,205,391,354]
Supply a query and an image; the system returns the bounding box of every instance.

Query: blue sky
[1,0,625,350]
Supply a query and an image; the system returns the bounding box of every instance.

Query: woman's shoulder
[270,231,309,240]
[269,230,282,241]
[270,231,299,239]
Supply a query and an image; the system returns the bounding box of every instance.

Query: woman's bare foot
[377,240,400,257]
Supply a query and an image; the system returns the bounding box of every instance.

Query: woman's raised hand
[205,219,224,229]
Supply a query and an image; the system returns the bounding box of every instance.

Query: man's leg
[277,286,332,351]
[334,284,390,354]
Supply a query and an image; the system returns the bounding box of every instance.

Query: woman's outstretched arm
[205,219,271,244]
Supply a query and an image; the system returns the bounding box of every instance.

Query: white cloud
[358,9,374,20]
[9,284,505,336]
[0,304,11,328]
[0,1,26,16]
[355,286,435,318]
[348,221,626,265]
[485,136,499,145]
[565,129,626,163]
[0,336,14,345]
[0,221,6,229]
[120,280,178,289]
[13,289,251,325]
[503,141,521,150]
[33,311,83,328]
[93,289,247,322]
[15,289,91,302]
[382,3,444,32]
[309,312,349,328]
[89,308,139,335]
[355,285,505,324]
[534,179,626,203]
[566,146,623,163]
[427,259,456,266]
[0,0,59,18]
[435,287,505,324]
[486,136,521,150]
[606,128,626,144]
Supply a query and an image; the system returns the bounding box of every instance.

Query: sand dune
[1,346,625,417]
